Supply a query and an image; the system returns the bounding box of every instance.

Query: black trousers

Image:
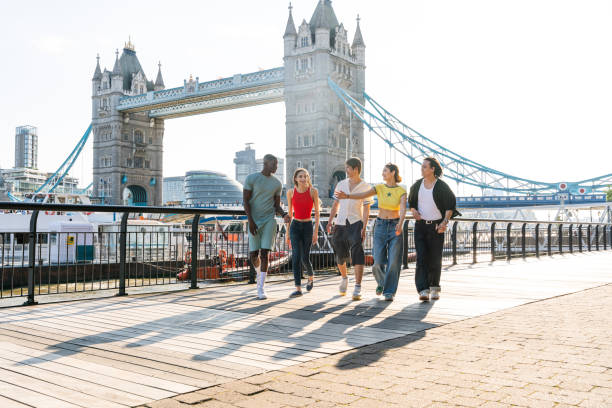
[414,220,445,293]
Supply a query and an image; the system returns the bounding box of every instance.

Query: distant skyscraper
[162,176,185,204]
[234,143,257,185]
[15,125,38,169]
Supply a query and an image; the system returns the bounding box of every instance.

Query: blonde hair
[293,168,312,188]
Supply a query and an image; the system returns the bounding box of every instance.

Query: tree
[607,188,612,202]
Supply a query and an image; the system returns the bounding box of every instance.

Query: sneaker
[375,285,383,296]
[289,290,303,298]
[339,277,348,296]
[430,287,440,301]
[352,285,362,301]
[306,279,314,292]
[384,294,394,302]
[257,287,267,300]
[418,289,430,302]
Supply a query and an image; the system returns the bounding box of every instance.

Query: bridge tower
[283,0,366,203]
[91,41,165,205]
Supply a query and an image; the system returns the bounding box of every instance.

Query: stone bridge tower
[283,0,366,203]
[91,41,165,206]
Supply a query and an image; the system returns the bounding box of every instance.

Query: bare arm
[395,194,407,236]
[312,188,320,245]
[243,189,257,235]
[274,194,291,223]
[361,203,371,242]
[437,210,453,233]
[335,187,376,200]
[326,200,340,234]
[285,189,293,243]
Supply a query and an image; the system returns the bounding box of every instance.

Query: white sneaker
[430,287,440,301]
[339,277,348,296]
[419,289,430,302]
[352,285,362,301]
[257,271,267,300]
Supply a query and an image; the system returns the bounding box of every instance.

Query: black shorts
[331,220,365,266]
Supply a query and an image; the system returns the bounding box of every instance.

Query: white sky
[0,0,610,194]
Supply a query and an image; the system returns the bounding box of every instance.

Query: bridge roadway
[0,252,609,407]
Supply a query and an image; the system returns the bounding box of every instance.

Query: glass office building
[15,125,38,169]
[184,170,243,205]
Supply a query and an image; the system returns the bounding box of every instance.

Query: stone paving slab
[143,267,612,407]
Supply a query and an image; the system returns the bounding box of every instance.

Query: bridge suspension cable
[328,78,611,195]
[34,124,93,196]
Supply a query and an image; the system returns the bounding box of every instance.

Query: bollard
[472,222,478,263]
[402,220,409,269]
[490,222,496,262]
[191,214,200,289]
[451,221,458,265]
[24,210,40,306]
[117,212,129,297]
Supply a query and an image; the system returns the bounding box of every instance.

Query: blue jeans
[372,218,403,296]
[289,220,314,287]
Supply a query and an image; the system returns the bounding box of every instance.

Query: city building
[184,170,243,205]
[256,157,285,185]
[15,125,38,169]
[0,168,79,198]
[234,144,257,185]
[163,176,185,204]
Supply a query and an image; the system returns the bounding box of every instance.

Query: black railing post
[451,221,458,265]
[535,224,540,258]
[587,225,592,251]
[568,224,573,253]
[506,223,512,260]
[547,224,552,256]
[191,214,200,289]
[521,223,526,258]
[117,212,129,297]
[472,222,478,263]
[402,219,409,269]
[578,225,583,252]
[24,210,40,306]
[490,222,496,262]
[595,225,600,251]
[558,224,563,254]
[604,225,608,250]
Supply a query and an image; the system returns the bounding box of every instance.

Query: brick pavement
[141,284,612,408]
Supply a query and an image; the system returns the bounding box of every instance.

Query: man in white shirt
[326,157,372,300]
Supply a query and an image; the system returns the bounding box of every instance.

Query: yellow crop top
[374,184,407,211]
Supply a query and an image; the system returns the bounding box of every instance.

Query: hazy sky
[0,0,610,192]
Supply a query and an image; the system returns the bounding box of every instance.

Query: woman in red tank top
[286,168,320,297]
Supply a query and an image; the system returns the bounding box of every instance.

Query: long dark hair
[424,157,443,178]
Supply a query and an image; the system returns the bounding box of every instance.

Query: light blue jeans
[372,218,403,296]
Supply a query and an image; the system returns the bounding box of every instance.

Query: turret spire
[112,49,121,75]
[352,14,365,48]
[155,61,165,88]
[284,2,297,38]
[92,53,102,80]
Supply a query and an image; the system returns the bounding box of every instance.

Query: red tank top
[292,188,314,219]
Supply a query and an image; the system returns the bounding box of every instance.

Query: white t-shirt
[334,179,372,225]
[418,181,442,221]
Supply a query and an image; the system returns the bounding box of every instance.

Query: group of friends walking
[243,154,459,302]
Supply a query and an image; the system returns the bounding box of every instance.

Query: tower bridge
[80,0,611,208]
[92,0,364,206]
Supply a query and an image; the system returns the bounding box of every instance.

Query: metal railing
[0,202,610,306]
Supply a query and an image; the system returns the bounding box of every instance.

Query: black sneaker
[306,279,314,292]
[376,285,383,296]
[289,290,303,298]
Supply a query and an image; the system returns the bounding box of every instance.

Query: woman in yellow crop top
[335,163,407,301]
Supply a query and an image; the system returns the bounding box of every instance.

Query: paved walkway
[0,252,610,407]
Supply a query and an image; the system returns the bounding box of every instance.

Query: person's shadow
[335,300,434,368]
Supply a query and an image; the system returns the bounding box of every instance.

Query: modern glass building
[184,170,243,205]
[162,176,185,204]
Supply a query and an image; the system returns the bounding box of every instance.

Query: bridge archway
[123,185,148,206]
